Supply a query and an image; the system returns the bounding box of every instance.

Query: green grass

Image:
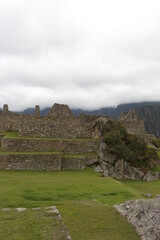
[0,208,67,240]
[0,168,142,208]
[63,152,97,158]
[122,179,160,197]
[1,168,160,239]
[0,152,97,159]
[60,201,139,240]
[1,131,99,141]
[2,168,159,239]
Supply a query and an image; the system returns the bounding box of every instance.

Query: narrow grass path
[58,200,139,240]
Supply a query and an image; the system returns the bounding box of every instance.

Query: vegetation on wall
[103,120,159,169]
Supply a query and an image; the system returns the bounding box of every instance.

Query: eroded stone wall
[0,154,62,171]
[1,138,99,153]
[19,116,94,138]
[118,109,145,136]
[0,154,92,171]
[0,112,20,132]
[0,104,106,138]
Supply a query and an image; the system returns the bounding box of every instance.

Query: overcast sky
[0,0,160,111]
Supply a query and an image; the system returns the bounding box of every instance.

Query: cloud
[0,0,160,110]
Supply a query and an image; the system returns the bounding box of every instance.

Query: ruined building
[118,109,145,136]
[0,103,146,171]
[0,103,103,138]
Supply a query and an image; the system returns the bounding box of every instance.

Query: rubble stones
[142,193,153,198]
[114,198,160,240]
[16,208,27,212]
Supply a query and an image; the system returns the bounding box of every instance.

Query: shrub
[103,120,159,169]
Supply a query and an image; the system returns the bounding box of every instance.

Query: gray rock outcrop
[114,198,160,240]
[96,142,159,181]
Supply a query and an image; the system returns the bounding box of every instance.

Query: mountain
[72,102,160,117]
[135,106,160,137]
[5,101,160,117]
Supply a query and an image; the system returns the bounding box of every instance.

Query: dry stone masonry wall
[1,138,99,153]
[0,103,145,138]
[118,109,145,136]
[0,103,101,138]
[0,154,62,171]
[0,154,95,171]
[19,116,93,138]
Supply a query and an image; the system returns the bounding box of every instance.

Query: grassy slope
[1,169,160,239]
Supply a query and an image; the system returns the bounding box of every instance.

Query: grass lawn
[0,131,99,141]
[0,168,159,239]
[0,152,97,158]
[0,208,67,240]
[122,179,160,196]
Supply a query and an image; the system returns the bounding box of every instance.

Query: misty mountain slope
[135,106,160,137]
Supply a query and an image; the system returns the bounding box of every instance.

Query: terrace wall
[1,138,99,154]
[0,154,93,171]
[0,154,62,171]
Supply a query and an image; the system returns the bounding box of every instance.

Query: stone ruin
[0,103,146,138]
[0,103,104,138]
[118,109,145,136]
[0,103,148,172]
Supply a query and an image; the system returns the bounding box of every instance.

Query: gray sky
[0,0,160,111]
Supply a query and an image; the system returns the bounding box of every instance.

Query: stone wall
[0,154,61,171]
[1,138,99,154]
[0,104,106,138]
[0,112,20,132]
[118,109,145,136]
[0,104,147,139]
[0,154,94,171]
[19,116,94,138]
[62,157,86,170]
